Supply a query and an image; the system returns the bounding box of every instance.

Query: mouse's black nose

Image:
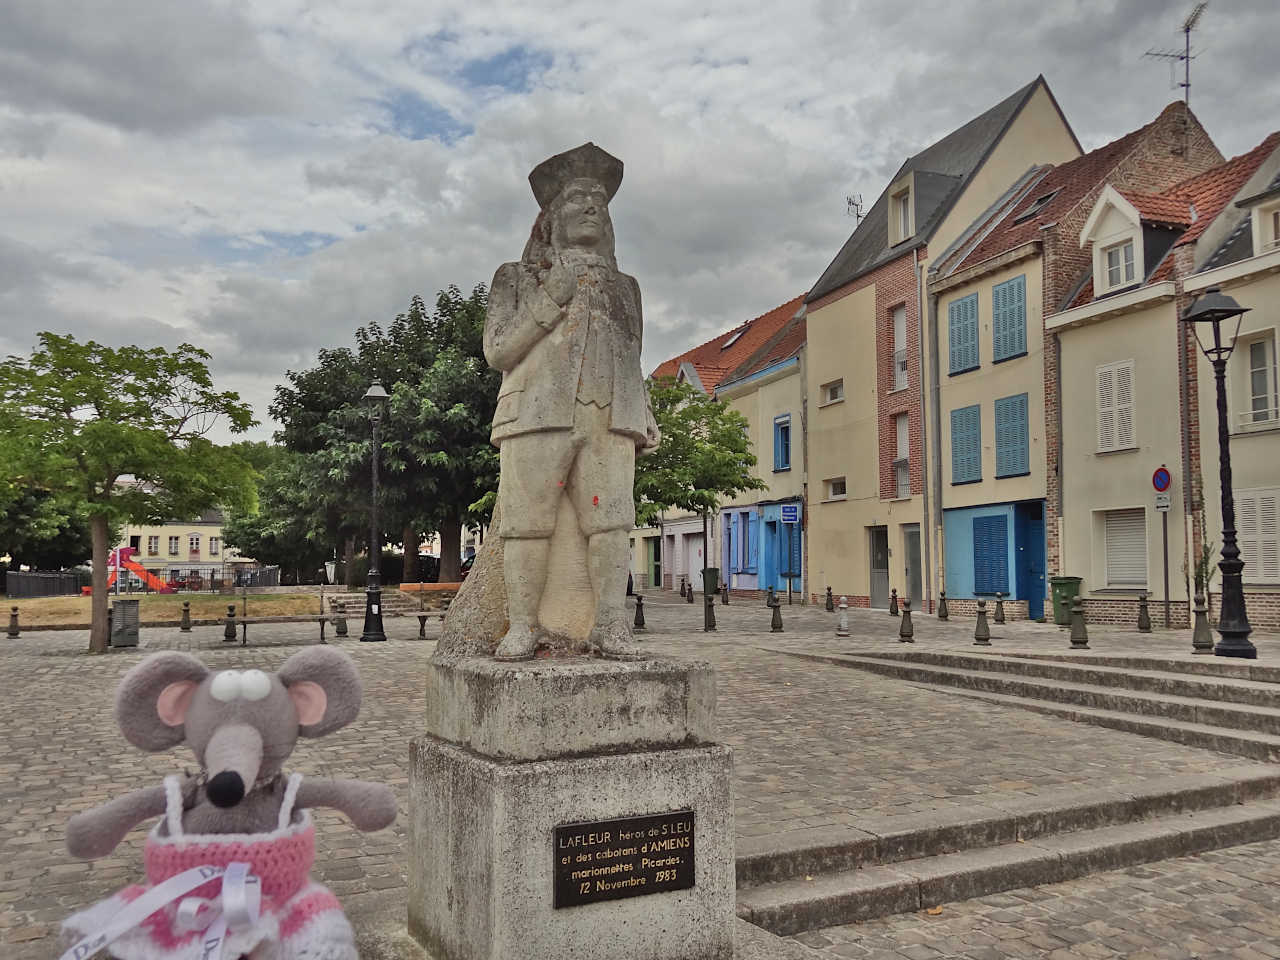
[206,771,245,808]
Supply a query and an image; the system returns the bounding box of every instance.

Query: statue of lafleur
[433,142,660,665]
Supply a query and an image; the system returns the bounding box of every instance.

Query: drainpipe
[1052,331,1064,573]
[915,250,933,611]
[926,265,945,603]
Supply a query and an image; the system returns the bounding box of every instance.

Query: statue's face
[556,178,610,249]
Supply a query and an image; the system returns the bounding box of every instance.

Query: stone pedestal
[408,656,735,960]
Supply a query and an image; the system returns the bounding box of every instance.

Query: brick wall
[810,593,871,608]
[1079,597,1191,630]
[1206,591,1280,630]
[943,597,1032,622]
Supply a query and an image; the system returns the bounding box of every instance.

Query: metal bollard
[679,577,687,598]
[722,582,729,605]
[1191,592,1212,654]
[223,604,237,642]
[418,613,428,639]
[825,587,834,612]
[335,615,348,637]
[889,588,899,616]
[974,599,991,646]
[7,606,18,638]
[836,597,849,637]
[994,592,1006,624]
[686,582,694,604]
[180,601,192,633]
[938,590,949,621]
[898,598,914,642]
[1137,593,1152,633]
[704,593,716,632]
[770,593,783,633]
[634,594,646,631]
[1069,596,1089,649]
[765,586,776,609]
[627,571,633,596]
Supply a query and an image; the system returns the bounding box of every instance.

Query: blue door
[761,520,778,589]
[1015,501,1046,620]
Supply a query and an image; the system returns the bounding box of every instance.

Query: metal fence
[5,570,92,598]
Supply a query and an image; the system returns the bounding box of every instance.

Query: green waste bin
[1050,576,1083,626]
[702,567,719,596]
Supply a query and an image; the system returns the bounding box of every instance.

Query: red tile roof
[1120,190,1192,227]
[1165,131,1280,248]
[650,295,805,394]
[727,314,807,384]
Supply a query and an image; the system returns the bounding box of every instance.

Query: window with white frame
[1096,360,1136,452]
[147,535,159,556]
[1104,508,1147,587]
[1103,239,1135,289]
[896,192,911,240]
[168,536,179,556]
[894,413,910,499]
[892,305,908,390]
[1238,488,1279,584]
[1240,333,1278,428]
[822,378,844,404]
[825,477,847,500]
[210,536,220,556]
[188,534,200,554]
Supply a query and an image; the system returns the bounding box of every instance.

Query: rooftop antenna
[1144,2,1206,157]
[846,194,865,224]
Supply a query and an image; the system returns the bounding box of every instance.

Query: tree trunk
[343,536,357,589]
[439,515,463,583]
[402,525,419,583]
[89,513,110,654]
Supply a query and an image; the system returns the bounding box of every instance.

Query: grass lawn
[8,592,332,627]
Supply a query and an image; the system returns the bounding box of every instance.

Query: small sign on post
[780,503,800,524]
[1155,491,1171,512]
[1153,465,1174,628]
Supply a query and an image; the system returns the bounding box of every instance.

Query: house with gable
[1048,131,1280,627]
[926,101,1224,620]
[803,76,1081,610]
[641,295,803,592]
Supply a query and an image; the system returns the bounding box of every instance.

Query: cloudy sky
[2,0,1275,441]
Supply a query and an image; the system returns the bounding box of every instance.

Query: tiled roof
[940,108,1175,275]
[1166,131,1280,248]
[650,295,805,394]
[722,313,807,386]
[807,76,1077,304]
[1120,190,1192,227]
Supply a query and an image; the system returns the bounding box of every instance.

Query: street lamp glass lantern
[363,379,389,405]
[1180,286,1249,362]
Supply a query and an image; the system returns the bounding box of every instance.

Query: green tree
[0,333,257,652]
[222,449,331,584]
[0,487,95,571]
[634,377,766,578]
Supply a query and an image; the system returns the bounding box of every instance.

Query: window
[822,379,844,404]
[147,536,159,556]
[973,515,1009,594]
[994,393,1030,477]
[1242,335,1278,427]
[1104,508,1147,586]
[894,413,910,499]
[168,536,179,556]
[892,190,912,242]
[1104,240,1135,289]
[188,535,201,553]
[1273,209,1280,248]
[210,537,220,556]
[1097,360,1136,452]
[991,275,1026,362]
[1238,489,1279,584]
[825,477,847,500]
[892,305,908,390]
[773,415,791,471]
[1012,189,1060,224]
[948,293,979,374]
[950,404,981,484]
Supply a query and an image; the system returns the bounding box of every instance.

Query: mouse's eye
[210,671,242,702]
[240,670,272,701]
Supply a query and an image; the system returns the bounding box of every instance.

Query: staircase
[735,648,1280,935]
[326,590,429,618]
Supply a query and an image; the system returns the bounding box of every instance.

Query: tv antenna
[846,194,865,223]
[1144,2,1207,107]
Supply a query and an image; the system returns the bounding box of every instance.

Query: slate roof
[806,76,1078,304]
[650,295,805,394]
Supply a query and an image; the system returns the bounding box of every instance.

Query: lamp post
[1181,286,1255,659]
[360,379,389,642]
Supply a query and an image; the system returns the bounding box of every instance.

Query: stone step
[795,653,1280,737]
[735,764,1280,887]
[735,800,1280,936]
[856,649,1280,708]
[992,649,1280,683]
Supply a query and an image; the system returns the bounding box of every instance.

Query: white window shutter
[1115,361,1135,447]
[1238,490,1280,583]
[1105,509,1147,585]
[1097,365,1116,451]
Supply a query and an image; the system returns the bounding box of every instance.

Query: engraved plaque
[553,810,695,908]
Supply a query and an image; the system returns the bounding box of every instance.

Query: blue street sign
[781,503,800,524]
[1152,467,1172,493]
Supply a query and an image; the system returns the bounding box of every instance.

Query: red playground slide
[105,547,175,594]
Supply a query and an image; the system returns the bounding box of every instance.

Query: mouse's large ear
[277,647,362,738]
[115,652,210,751]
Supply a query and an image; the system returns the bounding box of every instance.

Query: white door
[684,534,704,591]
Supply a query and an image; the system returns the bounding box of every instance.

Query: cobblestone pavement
[1,598,1275,956]
[789,837,1280,960]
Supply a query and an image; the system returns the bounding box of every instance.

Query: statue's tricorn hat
[528,142,623,210]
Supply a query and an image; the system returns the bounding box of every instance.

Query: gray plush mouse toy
[60,647,396,960]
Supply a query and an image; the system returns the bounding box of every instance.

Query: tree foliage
[633,377,766,527]
[0,333,256,652]
[221,448,331,584]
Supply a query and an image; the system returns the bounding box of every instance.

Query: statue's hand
[639,422,662,456]
[544,259,576,307]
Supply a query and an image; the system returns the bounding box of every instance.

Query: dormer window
[897,192,911,238]
[888,173,915,246]
[1104,240,1135,288]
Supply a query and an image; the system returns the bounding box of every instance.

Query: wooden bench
[221,610,449,645]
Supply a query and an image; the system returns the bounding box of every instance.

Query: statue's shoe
[591,620,646,661]
[494,625,538,661]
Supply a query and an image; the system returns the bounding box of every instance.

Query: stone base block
[408,736,735,960]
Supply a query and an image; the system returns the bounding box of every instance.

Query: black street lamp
[1181,286,1255,659]
[360,379,389,643]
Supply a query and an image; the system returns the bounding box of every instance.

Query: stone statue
[481,142,659,662]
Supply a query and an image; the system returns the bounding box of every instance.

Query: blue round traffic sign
[1152,467,1172,492]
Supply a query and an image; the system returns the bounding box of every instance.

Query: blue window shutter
[747,514,759,572]
[973,515,1009,594]
[773,421,782,470]
[995,393,1029,477]
[730,514,740,573]
[950,405,981,483]
[774,416,791,470]
[949,295,979,373]
[787,523,802,577]
[992,276,1026,361]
